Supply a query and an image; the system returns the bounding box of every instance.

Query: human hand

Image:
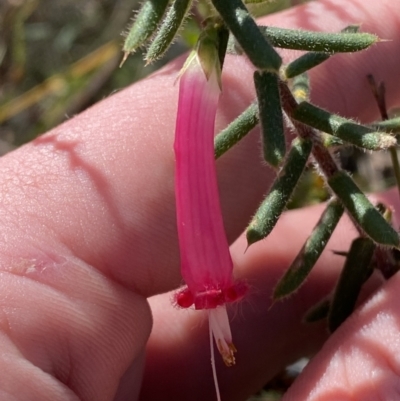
[0,0,399,400]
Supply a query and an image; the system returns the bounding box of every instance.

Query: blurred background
[0,0,297,154]
[0,0,183,152]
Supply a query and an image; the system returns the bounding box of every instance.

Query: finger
[140,203,342,401]
[282,277,400,401]
[0,0,398,300]
[282,194,400,401]
[141,198,386,401]
[0,39,257,401]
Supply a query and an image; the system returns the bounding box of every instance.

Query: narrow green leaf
[328,237,375,332]
[372,116,400,133]
[274,198,344,300]
[284,52,330,79]
[259,26,378,52]
[145,0,193,63]
[246,138,312,246]
[283,26,359,78]
[328,171,400,247]
[211,0,282,71]
[214,102,259,159]
[293,101,396,150]
[254,71,285,166]
[122,0,169,63]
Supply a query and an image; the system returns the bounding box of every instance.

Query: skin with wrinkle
[285,275,400,401]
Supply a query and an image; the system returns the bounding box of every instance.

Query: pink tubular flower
[174,47,247,369]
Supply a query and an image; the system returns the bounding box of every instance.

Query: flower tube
[174,31,247,370]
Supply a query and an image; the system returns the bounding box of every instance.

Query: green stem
[254,70,285,167]
[211,0,281,71]
[214,102,259,159]
[259,26,378,52]
[145,0,193,63]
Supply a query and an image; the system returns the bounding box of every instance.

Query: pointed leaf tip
[246,226,264,247]
[119,52,129,68]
